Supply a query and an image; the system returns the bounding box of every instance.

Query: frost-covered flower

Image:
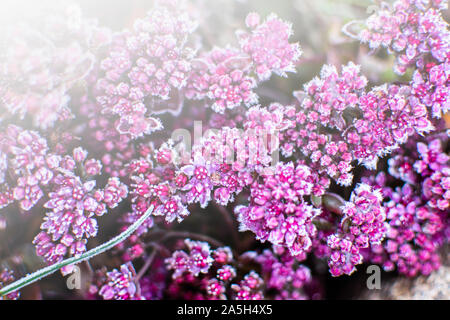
[231,271,264,300]
[33,149,127,273]
[238,13,302,81]
[186,47,258,113]
[327,234,363,277]
[388,136,449,210]
[99,262,140,300]
[326,183,386,277]
[0,125,58,211]
[369,183,445,276]
[165,239,214,278]
[349,85,434,168]
[0,268,20,300]
[341,184,387,248]
[235,162,322,257]
[411,62,450,119]
[95,2,197,138]
[358,0,450,74]
[0,0,449,302]
[251,246,313,299]
[288,62,367,184]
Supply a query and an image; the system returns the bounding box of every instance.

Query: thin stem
[146,241,171,257]
[161,231,225,248]
[161,231,239,258]
[136,249,157,281]
[83,260,94,280]
[341,20,365,40]
[0,205,154,297]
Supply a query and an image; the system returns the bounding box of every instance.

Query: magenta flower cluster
[185,12,301,113]
[34,147,128,274]
[359,0,449,118]
[285,62,434,184]
[0,0,448,300]
[362,134,448,277]
[98,262,140,300]
[248,246,314,299]
[235,162,323,257]
[0,268,20,300]
[166,239,215,278]
[95,2,196,138]
[326,184,386,277]
[0,125,55,211]
[152,240,314,300]
[359,0,449,74]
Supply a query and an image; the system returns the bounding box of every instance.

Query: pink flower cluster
[98,262,140,300]
[417,140,450,211]
[0,0,449,301]
[370,183,445,276]
[359,0,449,74]
[363,135,448,277]
[235,162,323,257]
[166,239,215,278]
[286,62,367,185]
[95,1,197,138]
[185,47,258,113]
[0,268,20,300]
[77,95,136,178]
[129,103,297,226]
[165,240,252,300]
[326,184,386,277]
[162,242,319,300]
[248,246,313,300]
[283,62,434,185]
[411,61,449,119]
[33,147,128,274]
[185,12,301,113]
[0,125,57,211]
[358,0,449,119]
[239,13,302,81]
[388,136,449,210]
[230,271,264,300]
[351,84,434,168]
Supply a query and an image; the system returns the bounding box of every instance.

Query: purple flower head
[99,262,140,300]
[231,271,264,300]
[326,183,386,277]
[235,162,321,257]
[186,47,258,113]
[0,268,20,300]
[95,3,197,138]
[0,125,58,211]
[358,0,450,74]
[238,13,302,81]
[165,239,214,278]
[33,148,127,272]
[364,169,446,277]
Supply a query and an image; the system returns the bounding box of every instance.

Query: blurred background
[1,0,449,103]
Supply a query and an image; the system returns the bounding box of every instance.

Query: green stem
[0,205,154,297]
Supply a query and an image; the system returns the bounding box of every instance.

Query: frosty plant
[0,205,155,297]
[170,120,282,170]
[0,0,448,300]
